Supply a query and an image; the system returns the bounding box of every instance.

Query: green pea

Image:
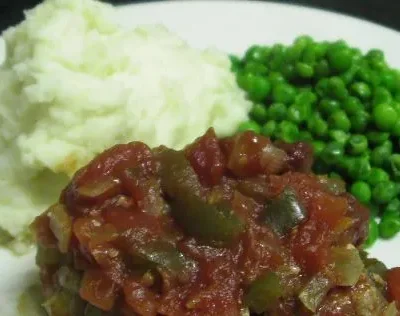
[341,64,359,85]
[315,78,330,97]
[267,103,287,121]
[295,91,317,105]
[364,219,379,248]
[229,55,242,72]
[329,130,349,146]
[379,214,400,239]
[276,121,299,143]
[238,121,261,134]
[314,60,330,78]
[302,45,317,64]
[261,121,277,138]
[347,134,368,156]
[373,87,392,106]
[343,97,363,116]
[328,77,348,100]
[269,44,286,70]
[298,131,313,142]
[370,143,392,167]
[366,49,385,61]
[389,153,400,180]
[307,114,328,137]
[385,198,400,216]
[351,82,372,100]
[244,62,269,75]
[327,46,352,73]
[366,131,389,146]
[295,62,314,78]
[328,110,351,132]
[391,120,400,137]
[350,111,370,133]
[356,67,372,84]
[367,168,390,186]
[237,72,271,102]
[347,156,372,181]
[281,63,296,81]
[245,45,270,63]
[381,70,399,92]
[373,181,398,204]
[250,104,269,123]
[373,103,398,131]
[319,99,341,117]
[312,140,326,156]
[268,72,286,86]
[272,83,296,104]
[321,142,344,165]
[350,181,372,204]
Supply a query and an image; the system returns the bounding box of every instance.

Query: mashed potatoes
[0,0,250,247]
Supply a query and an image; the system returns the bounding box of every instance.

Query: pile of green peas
[231,36,400,247]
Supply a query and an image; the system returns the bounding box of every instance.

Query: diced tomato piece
[310,193,348,229]
[79,270,118,311]
[31,213,57,248]
[185,128,225,186]
[123,279,159,316]
[387,268,400,303]
[73,216,117,247]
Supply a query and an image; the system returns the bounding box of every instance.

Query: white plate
[2,1,400,314]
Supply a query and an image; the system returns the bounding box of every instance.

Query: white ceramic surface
[1,1,400,314]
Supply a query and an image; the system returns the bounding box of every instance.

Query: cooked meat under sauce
[32,129,400,315]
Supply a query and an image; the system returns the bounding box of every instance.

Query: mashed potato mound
[0,0,250,246]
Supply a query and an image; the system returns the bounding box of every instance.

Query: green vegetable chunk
[350,181,371,204]
[244,272,282,314]
[379,214,400,239]
[331,247,364,286]
[263,187,307,236]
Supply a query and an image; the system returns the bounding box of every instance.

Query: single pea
[268,44,286,70]
[307,114,328,137]
[373,87,392,106]
[314,41,329,59]
[328,110,351,132]
[391,120,400,137]
[381,70,399,92]
[373,103,398,131]
[356,66,372,84]
[321,142,344,165]
[261,121,277,138]
[329,130,349,146]
[268,72,286,86]
[298,130,313,142]
[366,49,385,61]
[238,121,261,134]
[281,63,296,81]
[287,103,311,124]
[276,121,299,143]
[367,167,390,186]
[244,61,269,75]
[341,64,359,85]
[351,82,372,100]
[389,153,400,180]
[347,155,372,181]
[244,45,270,63]
[364,219,379,248]
[315,78,330,97]
[302,45,317,64]
[286,37,309,62]
[350,111,370,133]
[373,181,398,204]
[370,143,393,167]
[327,46,353,73]
[384,198,400,216]
[312,141,326,157]
[237,72,271,102]
[350,181,372,204]
[328,77,348,100]
[295,62,314,78]
[366,131,389,146]
[319,98,341,117]
[314,60,330,78]
[379,214,400,239]
[343,97,363,116]
[295,91,317,105]
[347,134,368,156]
[229,55,242,72]
[250,104,268,123]
[267,103,287,121]
[272,83,297,104]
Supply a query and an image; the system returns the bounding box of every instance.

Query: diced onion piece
[47,204,72,253]
[57,266,82,293]
[76,177,121,201]
[382,302,399,316]
[299,273,332,312]
[332,246,364,287]
[260,144,288,175]
[317,176,346,195]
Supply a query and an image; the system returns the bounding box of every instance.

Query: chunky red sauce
[33,129,397,316]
